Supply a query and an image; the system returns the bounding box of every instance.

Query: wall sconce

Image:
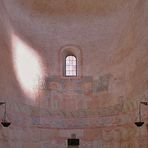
[0,102,11,127]
[135,101,148,127]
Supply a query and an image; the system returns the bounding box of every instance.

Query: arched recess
[59,45,83,78]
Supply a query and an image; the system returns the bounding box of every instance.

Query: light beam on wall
[11,34,44,99]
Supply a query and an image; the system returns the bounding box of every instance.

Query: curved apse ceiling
[5,0,130,16]
[2,0,148,79]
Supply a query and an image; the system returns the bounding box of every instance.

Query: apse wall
[0,0,148,148]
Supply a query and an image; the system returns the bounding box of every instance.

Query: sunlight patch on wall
[11,34,44,99]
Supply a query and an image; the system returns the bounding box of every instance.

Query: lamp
[135,101,148,127]
[0,102,11,127]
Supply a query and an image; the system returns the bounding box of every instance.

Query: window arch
[60,45,82,78]
[65,55,77,76]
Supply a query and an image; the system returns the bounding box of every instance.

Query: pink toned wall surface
[0,0,148,148]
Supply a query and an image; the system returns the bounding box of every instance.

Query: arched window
[60,45,82,77]
[65,55,77,76]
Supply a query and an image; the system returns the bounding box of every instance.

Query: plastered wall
[0,0,148,147]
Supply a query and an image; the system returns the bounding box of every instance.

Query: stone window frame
[59,45,82,78]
